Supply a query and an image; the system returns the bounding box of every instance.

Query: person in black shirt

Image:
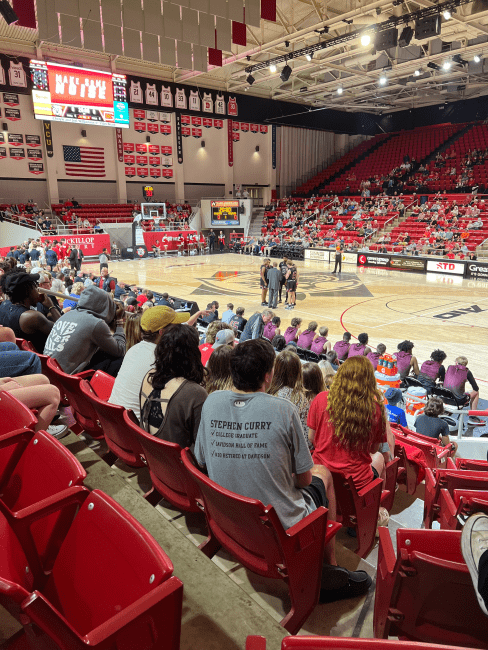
[278,257,289,304]
[260,259,271,306]
[415,396,457,454]
[285,262,298,310]
[208,230,216,253]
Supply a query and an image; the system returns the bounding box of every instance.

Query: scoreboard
[30,60,130,129]
[211,200,240,226]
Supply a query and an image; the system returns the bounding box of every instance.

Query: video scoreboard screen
[211,200,240,226]
[30,61,129,129]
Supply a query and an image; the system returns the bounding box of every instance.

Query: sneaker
[47,423,69,439]
[320,565,372,603]
[278,300,282,303]
[261,302,267,306]
[468,416,485,426]
[376,506,390,536]
[461,513,488,616]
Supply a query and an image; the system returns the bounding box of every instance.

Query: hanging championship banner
[160,124,171,135]
[232,132,240,142]
[176,112,183,164]
[149,156,160,167]
[43,120,53,157]
[147,123,159,133]
[115,128,124,162]
[9,147,25,160]
[162,156,173,167]
[241,123,249,132]
[28,162,44,174]
[150,168,161,178]
[134,121,146,132]
[147,110,158,122]
[192,127,202,138]
[124,154,135,165]
[203,118,212,128]
[181,126,190,137]
[136,143,147,153]
[27,148,42,160]
[148,144,160,154]
[5,108,20,121]
[0,146,6,159]
[191,116,202,127]
[162,168,173,178]
[159,112,171,123]
[136,155,148,166]
[214,119,223,129]
[125,167,136,177]
[134,109,146,120]
[227,118,233,167]
[137,167,148,178]
[123,142,135,152]
[161,145,172,156]
[9,132,23,144]
[260,125,268,134]
[272,124,276,170]
[181,115,191,125]
[250,123,259,133]
[26,134,41,147]
[3,93,19,106]
[232,121,239,132]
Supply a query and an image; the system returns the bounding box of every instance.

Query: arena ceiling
[3,0,488,113]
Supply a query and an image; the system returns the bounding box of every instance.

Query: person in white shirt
[221,303,235,324]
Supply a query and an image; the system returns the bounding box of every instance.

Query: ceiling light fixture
[269,63,277,73]
[379,74,388,85]
[414,69,420,76]
[474,54,481,63]
[361,34,371,46]
[442,9,451,19]
[442,60,452,70]
[306,52,313,61]
[337,86,343,95]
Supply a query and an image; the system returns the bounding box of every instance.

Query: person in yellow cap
[109,304,208,422]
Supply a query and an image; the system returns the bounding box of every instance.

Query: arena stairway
[248,207,265,239]
[412,123,474,171]
[309,134,395,197]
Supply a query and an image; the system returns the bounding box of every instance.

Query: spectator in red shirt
[307,355,394,490]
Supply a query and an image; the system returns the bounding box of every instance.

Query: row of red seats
[0,387,182,650]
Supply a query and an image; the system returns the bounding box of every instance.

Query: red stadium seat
[374,527,487,647]
[392,424,453,471]
[89,370,115,401]
[423,467,488,529]
[181,448,340,634]
[246,635,461,649]
[79,379,145,467]
[0,488,183,650]
[46,358,103,439]
[456,457,488,471]
[123,410,204,511]
[329,457,399,559]
[0,390,37,437]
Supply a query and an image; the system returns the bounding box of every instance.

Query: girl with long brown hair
[205,345,234,394]
[268,350,311,442]
[307,355,394,490]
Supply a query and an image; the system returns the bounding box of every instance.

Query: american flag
[63,145,105,177]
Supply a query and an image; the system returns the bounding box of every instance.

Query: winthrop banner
[40,233,110,256]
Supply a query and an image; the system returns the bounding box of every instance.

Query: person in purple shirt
[297,321,318,350]
[283,317,302,344]
[333,331,352,361]
[311,326,331,355]
[417,349,447,391]
[347,332,371,358]
[367,343,386,368]
[395,340,420,379]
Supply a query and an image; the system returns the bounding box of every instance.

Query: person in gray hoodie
[44,284,126,376]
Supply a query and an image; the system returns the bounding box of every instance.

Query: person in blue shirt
[45,246,58,271]
[384,387,407,427]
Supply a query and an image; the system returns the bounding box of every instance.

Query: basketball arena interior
[2,0,488,647]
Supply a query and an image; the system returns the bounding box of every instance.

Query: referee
[332,244,343,273]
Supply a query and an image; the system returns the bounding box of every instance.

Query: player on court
[279,256,288,304]
[260,258,270,306]
[285,261,298,310]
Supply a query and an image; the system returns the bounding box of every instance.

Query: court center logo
[191,270,372,299]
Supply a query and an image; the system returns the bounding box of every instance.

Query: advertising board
[389,256,426,272]
[357,252,390,267]
[465,262,488,280]
[426,260,465,276]
[304,249,330,262]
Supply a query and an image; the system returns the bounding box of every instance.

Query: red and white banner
[136,143,147,153]
[148,144,160,154]
[123,142,135,152]
[160,125,171,135]
[181,115,191,125]
[260,125,268,134]
[192,127,202,138]
[124,154,135,165]
[214,119,223,129]
[143,230,197,251]
[162,168,173,178]
[133,109,146,120]
[150,168,161,178]
[134,121,146,132]
[191,116,202,126]
[241,122,249,132]
[147,123,159,134]
[161,145,172,156]
[41,233,111,256]
[125,166,136,177]
[232,132,240,142]
[136,155,148,166]
[227,119,233,167]
[203,118,212,128]
[251,123,259,133]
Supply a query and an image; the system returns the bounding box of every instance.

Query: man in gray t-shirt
[194,339,372,600]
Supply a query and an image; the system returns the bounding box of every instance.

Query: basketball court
[84,253,488,391]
